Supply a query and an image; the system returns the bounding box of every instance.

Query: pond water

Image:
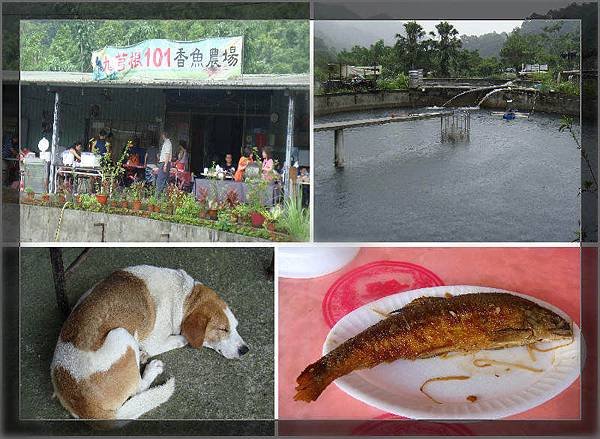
[314,109,580,242]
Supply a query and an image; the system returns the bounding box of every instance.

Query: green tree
[396,21,425,69]
[432,21,462,76]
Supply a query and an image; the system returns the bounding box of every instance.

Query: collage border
[2,0,598,437]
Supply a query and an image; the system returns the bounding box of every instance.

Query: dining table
[278,247,581,432]
[193,177,280,206]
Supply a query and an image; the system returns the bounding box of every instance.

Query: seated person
[88,129,111,156]
[174,141,189,171]
[234,147,253,182]
[144,145,159,185]
[222,153,236,175]
[124,139,146,166]
[2,135,18,159]
[69,141,83,162]
[261,147,275,181]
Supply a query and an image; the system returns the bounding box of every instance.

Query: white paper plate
[323,285,581,420]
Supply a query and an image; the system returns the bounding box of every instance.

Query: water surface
[315,109,580,242]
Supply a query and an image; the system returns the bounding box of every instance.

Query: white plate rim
[322,285,581,420]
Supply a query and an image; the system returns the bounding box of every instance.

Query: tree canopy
[315,20,580,83]
[20,19,309,74]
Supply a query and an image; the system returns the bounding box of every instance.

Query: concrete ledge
[20,204,268,242]
[315,89,580,117]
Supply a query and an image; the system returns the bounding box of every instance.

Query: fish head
[526,307,573,342]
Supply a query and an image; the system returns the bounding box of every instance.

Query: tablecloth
[194,178,280,206]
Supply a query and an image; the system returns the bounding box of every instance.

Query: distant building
[519,64,549,76]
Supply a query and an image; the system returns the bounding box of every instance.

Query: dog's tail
[115,377,175,420]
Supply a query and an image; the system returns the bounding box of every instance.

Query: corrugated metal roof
[19,71,309,90]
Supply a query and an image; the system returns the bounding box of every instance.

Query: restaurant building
[19,70,309,192]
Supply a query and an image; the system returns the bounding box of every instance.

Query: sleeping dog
[51,265,249,420]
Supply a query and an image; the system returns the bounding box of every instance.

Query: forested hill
[315,21,402,51]
[19,20,309,74]
[460,32,508,58]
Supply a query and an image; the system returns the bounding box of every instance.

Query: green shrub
[377,73,409,91]
[79,193,102,211]
[174,193,201,220]
[278,193,310,241]
[531,72,580,96]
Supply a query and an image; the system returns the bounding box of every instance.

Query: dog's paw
[139,350,150,364]
[144,359,165,377]
[143,360,165,381]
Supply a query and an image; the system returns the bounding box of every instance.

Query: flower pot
[25,193,34,203]
[207,209,218,220]
[120,200,129,209]
[41,194,50,203]
[110,200,119,208]
[58,195,66,204]
[132,200,142,211]
[250,211,265,227]
[95,194,108,205]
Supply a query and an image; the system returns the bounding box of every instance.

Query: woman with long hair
[261,147,274,181]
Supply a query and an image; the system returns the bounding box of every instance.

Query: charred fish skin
[294,292,572,402]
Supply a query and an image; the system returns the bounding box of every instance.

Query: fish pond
[314,108,580,242]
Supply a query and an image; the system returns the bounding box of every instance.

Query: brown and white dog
[51,265,249,420]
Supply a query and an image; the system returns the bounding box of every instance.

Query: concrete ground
[19,247,274,421]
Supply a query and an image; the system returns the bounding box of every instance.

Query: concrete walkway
[19,247,274,421]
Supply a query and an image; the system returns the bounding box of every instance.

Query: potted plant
[232,203,250,224]
[206,198,219,220]
[263,205,283,233]
[24,187,35,202]
[246,179,268,227]
[95,180,109,205]
[159,198,169,215]
[196,187,209,218]
[110,193,120,208]
[99,149,128,200]
[146,195,158,212]
[250,207,266,227]
[166,184,185,214]
[41,192,50,203]
[129,181,145,211]
[57,190,67,205]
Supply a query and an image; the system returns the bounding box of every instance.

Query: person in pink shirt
[261,147,274,181]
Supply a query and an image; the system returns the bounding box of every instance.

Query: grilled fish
[295,292,572,402]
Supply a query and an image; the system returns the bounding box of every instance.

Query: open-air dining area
[17,69,310,242]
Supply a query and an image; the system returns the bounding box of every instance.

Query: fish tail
[294,359,335,402]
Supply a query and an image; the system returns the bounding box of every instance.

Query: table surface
[200,173,234,179]
[278,247,581,421]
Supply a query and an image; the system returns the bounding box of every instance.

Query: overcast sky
[416,20,523,36]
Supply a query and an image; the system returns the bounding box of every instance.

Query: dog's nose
[238,345,249,356]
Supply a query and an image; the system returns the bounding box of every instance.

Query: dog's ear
[181,310,209,348]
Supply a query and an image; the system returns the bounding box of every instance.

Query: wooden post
[334,128,345,168]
